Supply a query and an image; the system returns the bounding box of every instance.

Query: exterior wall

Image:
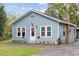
[59,23,66,43]
[59,23,76,43]
[12,12,59,42]
[69,26,76,42]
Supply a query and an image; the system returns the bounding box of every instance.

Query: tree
[3,15,17,39]
[7,15,17,23]
[45,3,66,19]
[0,4,7,36]
[45,3,79,44]
[45,3,79,24]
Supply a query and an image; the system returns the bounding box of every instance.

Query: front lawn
[0,46,41,56]
[0,40,41,56]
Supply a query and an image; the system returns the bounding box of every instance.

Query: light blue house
[11,10,76,44]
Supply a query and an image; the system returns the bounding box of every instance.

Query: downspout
[65,13,70,44]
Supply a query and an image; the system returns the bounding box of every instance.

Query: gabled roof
[10,10,76,27]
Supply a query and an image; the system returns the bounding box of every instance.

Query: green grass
[0,46,41,56]
[0,39,13,44]
[0,40,41,56]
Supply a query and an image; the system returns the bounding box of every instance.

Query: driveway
[1,40,79,56]
[32,41,79,56]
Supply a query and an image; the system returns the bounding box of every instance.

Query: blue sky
[4,3,48,17]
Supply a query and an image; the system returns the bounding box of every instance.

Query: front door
[30,27,36,41]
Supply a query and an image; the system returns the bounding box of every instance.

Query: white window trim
[16,27,26,38]
[40,26,46,37]
[21,27,26,38]
[16,27,22,37]
[40,26,52,38]
[46,26,52,37]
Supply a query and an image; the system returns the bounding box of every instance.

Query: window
[17,28,21,36]
[40,26,52,37]
[63,31,65,36]
[47,27,51,36]
[17,27,26,38]
[41,27,45,36]
[63,26,66,36]
[22,28,25,38]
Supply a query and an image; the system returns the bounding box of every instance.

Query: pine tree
[0,4,7,36]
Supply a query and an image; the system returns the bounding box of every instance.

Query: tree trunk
[66,24,70,43]
[65,13,70,44]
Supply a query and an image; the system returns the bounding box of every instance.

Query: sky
[4,3,48,17]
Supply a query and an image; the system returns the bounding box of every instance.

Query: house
[11,10,76,44]
[75,21,79,39]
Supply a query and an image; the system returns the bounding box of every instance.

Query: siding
[59,23,66,43]
[12,12,59,42]
[69,26,76,42]
[59,23,76,43]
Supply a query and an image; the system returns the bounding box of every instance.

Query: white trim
[16,27,26,38]
[40,26,52,38]
[58,23,59,38]
[40,26,46,38]
[21,27,22,37]
[16,27,22,37]
[46,26,52,37]
[22,27,26,38]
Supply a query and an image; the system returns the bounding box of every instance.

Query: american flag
[31,22,35,32]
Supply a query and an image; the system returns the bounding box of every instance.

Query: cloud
[38,3,47,5]
[5,3,48,17]
[39,8,47,13]
[37,3,47,13]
